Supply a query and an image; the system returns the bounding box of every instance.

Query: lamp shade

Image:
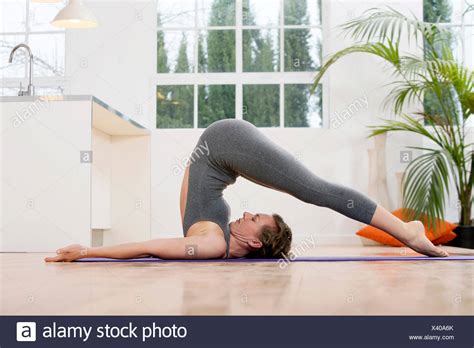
[51,0,98,29]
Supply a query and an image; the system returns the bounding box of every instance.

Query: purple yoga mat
[74,255,474,262]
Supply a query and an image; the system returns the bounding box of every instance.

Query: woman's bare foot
[402,221,449,257]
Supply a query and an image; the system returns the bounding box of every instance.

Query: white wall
[66,0,155,129]
[65,0,472,246]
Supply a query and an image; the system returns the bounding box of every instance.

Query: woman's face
[231,211,275,237]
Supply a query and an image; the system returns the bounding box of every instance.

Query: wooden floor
[1,246,473,315]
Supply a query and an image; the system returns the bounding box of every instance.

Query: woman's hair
[246,213,292,258]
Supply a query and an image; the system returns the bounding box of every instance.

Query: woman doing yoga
[45,119,449,262]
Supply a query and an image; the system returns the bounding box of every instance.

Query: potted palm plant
[311,7,473,248]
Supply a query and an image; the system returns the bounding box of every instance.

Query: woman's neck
[228,234,249,258]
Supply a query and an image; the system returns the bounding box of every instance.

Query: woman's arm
[44,233,227,262]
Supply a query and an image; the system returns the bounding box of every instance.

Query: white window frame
[153,0,329,128]
[456,21,473,68]
[0,0,67,95]
[434,1,473,127]
[435,4,473,68]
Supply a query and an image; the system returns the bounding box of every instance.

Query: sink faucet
[9,43,35,96]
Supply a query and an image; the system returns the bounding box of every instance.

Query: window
[423,0,473,126]
[0,0,66,96]
[156,0,324,128]
[424,0,473,69]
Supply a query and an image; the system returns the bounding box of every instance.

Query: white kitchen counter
[0,95,151,251]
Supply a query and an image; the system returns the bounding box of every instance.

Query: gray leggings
[200,119,378,226]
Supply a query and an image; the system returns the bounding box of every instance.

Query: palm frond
[400,55,460,79]
[402,149,451,233]
[340,6,449,45]
[384,79,425,114]
[407,145,462,196]
[311,41,401,94]
[367,113,444,147]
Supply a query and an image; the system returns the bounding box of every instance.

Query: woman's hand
[44,244,89,262]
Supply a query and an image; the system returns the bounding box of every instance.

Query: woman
[45,119,449,262]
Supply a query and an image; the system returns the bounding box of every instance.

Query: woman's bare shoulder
[186,221,228,258]
[186,220,225,238]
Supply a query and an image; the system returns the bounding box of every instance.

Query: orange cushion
[432,230,457,245]
[356,208,457,247]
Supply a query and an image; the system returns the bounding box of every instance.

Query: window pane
[0,0,26,32]
[444,26,463,61]
[0,87,21,96]
[284,28,321,71]
[471,32,474,69]
[29,33,65,77]
[198,84,235,127]
[423,0,454,23]
[285,84,322,127]
[243,0,280,26]
[29,2,64,32]
[423,0,474,23]
[36,86,64,96]
[198,0,235,27]
[156,85,194,128]
[284,0,321,25]
[0,35,26,78]
[198,30,235,72]
[157,0,195,27]
[243,29,279,72]
[157,30,194,73]
[465,4,474,25]
[1,85,64,97]
[243,84,279,127]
